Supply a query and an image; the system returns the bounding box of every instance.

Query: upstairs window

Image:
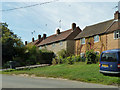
[81,38,85,44]
[114,30,120,39]
[94,35,99,43]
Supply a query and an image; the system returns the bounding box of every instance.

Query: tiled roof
[74,19,118,39]
[28,38,43,46]
[37,27,81,46]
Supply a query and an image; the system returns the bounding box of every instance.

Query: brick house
[74,11,120,57]
[37,23,82,55]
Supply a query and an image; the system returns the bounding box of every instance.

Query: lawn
[1,62,120,85]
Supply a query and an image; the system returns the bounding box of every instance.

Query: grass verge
[1,62,120,85]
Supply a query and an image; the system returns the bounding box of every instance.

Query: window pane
[94,35,99,42]
[81,38,85,44]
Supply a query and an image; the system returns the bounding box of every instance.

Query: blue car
[99,49,120,74]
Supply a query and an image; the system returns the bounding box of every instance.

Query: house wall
[75,32,120,56]
[40,41,67,55]
[66,40,75,55]
[40,40,76,55]
[107,32,120,49]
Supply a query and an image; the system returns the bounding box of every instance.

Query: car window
[101,53,117,62]
[118,52,120,60]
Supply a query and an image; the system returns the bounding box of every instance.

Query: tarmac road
[1,74,119,88]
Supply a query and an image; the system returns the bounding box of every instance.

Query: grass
[1,62,120,85]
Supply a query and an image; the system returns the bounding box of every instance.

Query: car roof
[102,49,120,53]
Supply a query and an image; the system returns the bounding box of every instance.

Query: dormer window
[94,35,99,43]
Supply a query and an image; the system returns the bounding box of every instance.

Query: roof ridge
[44,28,73,39]
[85,19,114,28]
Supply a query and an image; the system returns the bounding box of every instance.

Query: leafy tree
[1,23,25,66]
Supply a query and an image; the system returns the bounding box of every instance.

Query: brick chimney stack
[114,11,120,20]
[25,41,27,45]
[56,29,60,34]
[72,23,76,30]
[43,34,46,39]
[32,37,34,42]
[38,35,41,40]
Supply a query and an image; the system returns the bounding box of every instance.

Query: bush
[52,58,57,65]
[85,50,98,64]
[66,56,74,65]
[75,55,82,62]
[57,49,69,58]
[3,61,10,68]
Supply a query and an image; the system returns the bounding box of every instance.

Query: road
[1,74,119,88]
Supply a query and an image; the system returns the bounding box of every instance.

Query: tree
[1,23,25,66]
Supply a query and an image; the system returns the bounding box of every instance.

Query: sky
[1,0,119,44]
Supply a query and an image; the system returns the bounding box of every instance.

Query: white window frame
[80,53,85,58]
[81,38,85,44]
[94,35,99,43]
[114,30,120,39]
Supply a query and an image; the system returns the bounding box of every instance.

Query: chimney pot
[56,29,60,34]
[43,34,46,39]
[32,37,34,42]
[38,35,41,40]
[25,41,27,45]
[72,23,76,30]
[114,11,120,20]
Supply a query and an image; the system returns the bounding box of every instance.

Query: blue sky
[1,1,119,44]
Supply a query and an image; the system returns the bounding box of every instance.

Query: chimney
[72,23,76,30]
[38,35,41,40]
[25,41,27,45]
[56,29,60,34]
[43,34,46,39]
[114,11,120,20]
[32,37,34,42]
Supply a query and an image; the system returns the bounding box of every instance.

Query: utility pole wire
[1,0,59,12]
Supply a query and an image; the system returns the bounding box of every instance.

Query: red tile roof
[28,38,43,46]
[37,27,81,46]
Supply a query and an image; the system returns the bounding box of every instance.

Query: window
[101,53,117,62]
[39,46,42,49]
[114,30,120,39]
[80,53,85,58]
[52,43,55,47]
[81,38,85,44]
[60,41,63,45]
[94,35,99,42]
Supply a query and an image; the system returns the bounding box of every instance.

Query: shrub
[52,58,57,65]
[3,61,10,68]
[57,56,62,64]
[96,55,100,63]
[66,56,74,65]
[75,55,82,62]
[85,50,97,64]
[57,49,69,58]
[61,58,67,64]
